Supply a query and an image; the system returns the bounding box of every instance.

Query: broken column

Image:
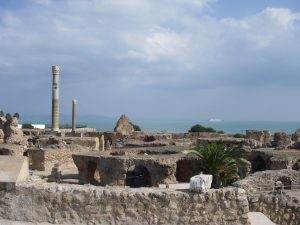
[72,99,77,133]
[52,66,60,132]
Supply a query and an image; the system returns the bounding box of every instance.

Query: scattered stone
[189,174,212,193]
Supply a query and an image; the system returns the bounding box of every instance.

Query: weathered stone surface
[291,128,300,141]
[247,148,300,171]
[245,130,271,148]
[72,152,180,187]
[238,158,252,178]
[27,138,100,171]
[189,174,212,192]
[0,182,250,225]
[248,191,300,225]
[273,132,292,150]
[233,169,300,192]
[3,117,26,145]
[0,144,25,156]
[36,136,99,151]
[114,115,135,135]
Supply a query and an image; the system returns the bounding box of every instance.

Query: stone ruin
[0,116,26,146]
[245,130,271,148]
[72,146,201,187]
[114,114,135,135]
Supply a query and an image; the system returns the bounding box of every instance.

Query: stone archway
[251,156,267,172]
[86,161,101,185]
[125,165,151,188]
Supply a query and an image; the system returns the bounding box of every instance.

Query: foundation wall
[0,183,250,225]
[249,192,300,225]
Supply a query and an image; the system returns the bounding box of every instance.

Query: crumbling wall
[245,130,271,148]
[248,192,300,225]
[0,183,250,225]
[72,154,178,187]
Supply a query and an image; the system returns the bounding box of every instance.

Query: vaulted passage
[125,165,151,188]
[251,156,267,172]
[87,161,101,185]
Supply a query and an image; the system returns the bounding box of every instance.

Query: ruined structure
[51,66,60,132]
[234,170,300,225]
[272,132,292,150]
[245,130,271,148]
[72,147,196,187]
[114,114,134,135]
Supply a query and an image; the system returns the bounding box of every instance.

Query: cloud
[0,1,299,120]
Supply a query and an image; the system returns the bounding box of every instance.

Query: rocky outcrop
[273,132,292,150]
[3,117,25,145]
[114,114,134,135]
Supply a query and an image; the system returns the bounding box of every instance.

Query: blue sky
[0,0,300,121]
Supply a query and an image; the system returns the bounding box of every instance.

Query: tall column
[52,66,60,131]
[72,99,77,133]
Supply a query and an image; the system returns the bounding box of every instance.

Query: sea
[84,120,300,134]
[20,116,300,134]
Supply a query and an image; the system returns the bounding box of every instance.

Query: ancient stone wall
[245,130,271,148]
[248,192,300,225]
[233,169,300,192]
[0,183,250,225]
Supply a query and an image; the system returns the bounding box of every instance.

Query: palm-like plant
[186,142,246,188]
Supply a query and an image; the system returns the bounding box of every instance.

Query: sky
[0,0,300,121]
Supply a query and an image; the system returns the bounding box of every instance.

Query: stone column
[52,66,60,131]
[72,99,77,133]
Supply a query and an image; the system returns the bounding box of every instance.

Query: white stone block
[189,174,213,193]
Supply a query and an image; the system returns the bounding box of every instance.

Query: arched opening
[292,160,300,171]
[125,165,151,188]
[86,161,101,185]
[251,156,267,172]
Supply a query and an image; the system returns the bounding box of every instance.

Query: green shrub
[0,110,4,117]
[5,113,12,120]
[130,122,141,131]
[186,143,247,188]
[217,130,225,134]
[22,123,34,129]
[189,124,216,133]
[233,133,245,138]
[13,112,20,119]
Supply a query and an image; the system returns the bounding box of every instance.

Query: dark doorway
[176,159,200,182]
[277,176,292,190]
[125,165,151,187]
[251,156,267,172]
[87,161,101,185]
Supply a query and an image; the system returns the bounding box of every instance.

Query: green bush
[189,124,216,133]
[0,110,4,117]
[22,123,34,129]
[186,143,247,188]
[13,112,20,119]
[233,133,245,138]
[217,130,225,134]
[130,122,141,131]
[5,113,12,120]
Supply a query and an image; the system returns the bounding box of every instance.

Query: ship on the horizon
[209,118,222,122]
